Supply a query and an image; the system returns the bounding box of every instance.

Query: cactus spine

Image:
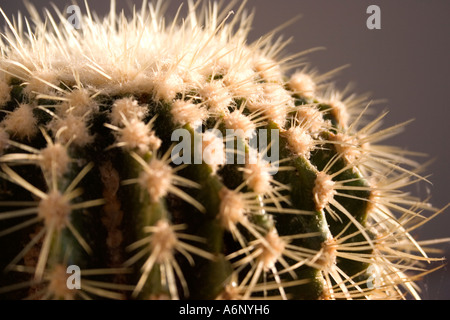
[0,1,447,300]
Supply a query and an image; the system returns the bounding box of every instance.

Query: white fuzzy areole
[23,70,59,96]
[289,72,316,99]
[150,71,184,102]
[247,83,293,127]
[328,98,349,128]
[48,114,94,147]
[243,160,272,195]
[332,132,367,164]
[223,110,255,139]
[110,97,147,126]
[38,190,71,231]
[317,237,337,272]
[150,220,178,263]
[171,99,208,126]
[201,131,225,173]
[253,56,283,83]
[313,171,336,211]
[218,187,246,230]
[259,228,286,271]
[48,264,75,300]
[199,80,232,115]
[118,119,161,154]
[40,143,70,177]
[138,159,173,203]
[2,104,37,140]
[296,106,327,134]
[0,79,11,107]
[216,281,242,300]
[64,88,98,117]
[0,128,9,154]
[223,67,256,98]
[286,126,315,158]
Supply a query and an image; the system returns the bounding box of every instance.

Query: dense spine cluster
[0,0,447,300]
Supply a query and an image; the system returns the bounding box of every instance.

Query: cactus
[0,0,447,300]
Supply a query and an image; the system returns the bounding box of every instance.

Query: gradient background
[1,0,449,299]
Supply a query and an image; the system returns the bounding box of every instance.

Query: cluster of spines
[0,0,447,300]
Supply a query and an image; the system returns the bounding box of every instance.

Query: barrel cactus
[0,0,447,300]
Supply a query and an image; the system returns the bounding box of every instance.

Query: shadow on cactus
[0,0,448,300]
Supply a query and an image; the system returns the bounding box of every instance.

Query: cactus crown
[0,0,447,300]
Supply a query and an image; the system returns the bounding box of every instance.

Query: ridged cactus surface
[0,1,447,300]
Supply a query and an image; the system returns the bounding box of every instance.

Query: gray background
[0,0,449,299]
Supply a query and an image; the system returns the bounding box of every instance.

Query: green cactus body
[0,1,447,300]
